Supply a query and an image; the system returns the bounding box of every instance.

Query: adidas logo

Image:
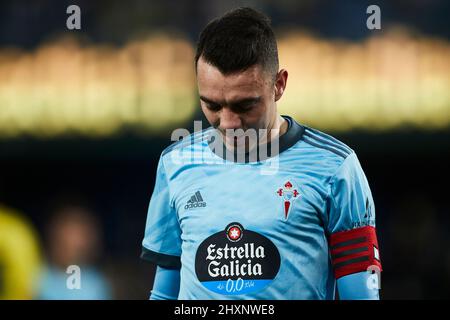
[184,191,207,210]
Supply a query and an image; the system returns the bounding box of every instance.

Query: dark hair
[195,7,279,79]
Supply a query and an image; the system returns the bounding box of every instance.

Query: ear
[274,69,288,102]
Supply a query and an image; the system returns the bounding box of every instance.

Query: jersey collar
[207,115,304,163]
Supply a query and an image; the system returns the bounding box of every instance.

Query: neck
[272,114,289,139]
[261,114,288,146]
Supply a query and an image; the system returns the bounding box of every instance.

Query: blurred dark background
[0,0,449,299]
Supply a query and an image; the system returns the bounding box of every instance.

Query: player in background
[0,205,42,299]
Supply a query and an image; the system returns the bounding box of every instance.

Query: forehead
[196,57,270,100]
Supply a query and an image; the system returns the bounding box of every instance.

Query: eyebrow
[199,96,261,107]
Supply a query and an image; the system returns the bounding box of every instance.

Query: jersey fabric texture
[141,116,381,299]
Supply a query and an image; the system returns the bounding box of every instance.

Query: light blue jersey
[37,266,111,300]
[141,116,381,299]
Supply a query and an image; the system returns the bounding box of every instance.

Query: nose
[219,107,242,131]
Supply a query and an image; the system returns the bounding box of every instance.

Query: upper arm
[141,155,182,269]
[326,153,382,282]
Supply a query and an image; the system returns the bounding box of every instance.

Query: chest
[171,163,328,238]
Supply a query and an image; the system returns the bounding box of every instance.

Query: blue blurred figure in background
[36,203,112,300]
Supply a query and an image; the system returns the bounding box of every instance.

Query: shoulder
[301,126,354,161]
[0,206,39,241]
[159,126,214,166]
[297,126,369,187]
[288,124,357,177]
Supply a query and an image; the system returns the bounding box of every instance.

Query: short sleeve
[141,156,182,269]
[326,152,375,234]
[326,152,382,279]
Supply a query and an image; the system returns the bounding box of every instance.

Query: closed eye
[231,98,260,113]
[200,96,261,113]
[204,102,222,111]
[200,96,222,111]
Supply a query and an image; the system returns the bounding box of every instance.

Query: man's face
[196,56,285,148]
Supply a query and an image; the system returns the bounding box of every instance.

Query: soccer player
[141,7,382,300]
[0,205,42,299]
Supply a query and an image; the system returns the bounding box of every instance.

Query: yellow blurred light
[277,29,450,132]
[0,29,449,138]
[0,35,197,138]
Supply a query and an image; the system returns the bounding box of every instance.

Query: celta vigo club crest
[276,180,300,219]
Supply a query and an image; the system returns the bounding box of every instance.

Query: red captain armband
[329,226,382,279]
